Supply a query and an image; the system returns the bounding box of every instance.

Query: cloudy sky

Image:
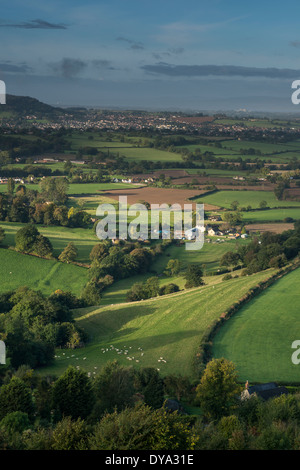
[1,0,300,111]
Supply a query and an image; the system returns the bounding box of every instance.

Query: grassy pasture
[186,168,254,177]
[0,248,88,296]
[66,182,137,194]
[66,132,182,162]
[197,190,300,209]
[0,182,137,195]
[216,119,278,128]
[117,147,182,162]
[221,140,296,154]
[100,239,248,305]
[67,132,135,149]
[216,119,300,129]
[178,144,238,155]
[38,269,274,378]
[243,208,300,223]
[212,267,300,383]
[0,221,98,264]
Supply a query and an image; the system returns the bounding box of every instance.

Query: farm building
[241,382,289,401]
[207,226,224,237]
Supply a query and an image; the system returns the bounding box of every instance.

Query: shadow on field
[111,329,201,352]
[77,302,202,357]
[77,303,159,339]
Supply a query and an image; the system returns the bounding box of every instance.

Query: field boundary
[187,188,219,201]
[193,258,300,378]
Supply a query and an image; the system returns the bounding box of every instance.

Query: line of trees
[0,287,86,369]
[0,179,91,228]
[220,221,300,275]
[1,357,300,449]
[82,239,174,306]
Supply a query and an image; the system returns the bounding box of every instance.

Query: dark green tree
[32,234,53,257]
[0,227,5,245]
[220,251,241,271]
[51,417,90,450]
[195,358,241,420]
[15,224,39,253]
[58,242,78,263]
[184,264,204,289]
[52,366,95,420]
[93,361,135,415]
[135,367,164,409]
[7,178,15,195]
[0,377,35,421]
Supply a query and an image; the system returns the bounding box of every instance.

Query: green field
[118,147,182,162]
[212,267,300,383]
[0,222,99,264]
[38,269,274,378]
[221,139,299,154]
[186,168,255,177]
[154,239,248,272]
[0,182,137,195]
[66,132,182,162]
[67,132,136,149]
[0,248,88,296]
[178,144,237,155]
[100,239,249,305]
[216,119,288,128]
[244,208,300,223]
[198,190,300,209]
[66,182,137,194]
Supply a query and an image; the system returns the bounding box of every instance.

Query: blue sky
[1,0,300,111]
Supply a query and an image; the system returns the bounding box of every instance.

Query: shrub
[222,274,233,281]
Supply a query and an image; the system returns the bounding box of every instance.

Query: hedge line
[193,258,300,378]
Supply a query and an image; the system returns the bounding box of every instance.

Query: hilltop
[0,94,73,119]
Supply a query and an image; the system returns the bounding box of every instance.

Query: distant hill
[0,94,71,118]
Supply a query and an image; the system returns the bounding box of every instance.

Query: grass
[158,240,248,271]
[100,238,249,305]
[0,222,99,264]
[66,132,182,162]
[0,248,88,296]
[68,195,118,216]
[178,144,237,155]
[67,132,136,149]
[216,119,282,128]
[212,266,300,383]
[221,139,298,154]
[38,269,273,379]
[197,190,300,209]
[66,183,138,194]
[0,182,138,195]
[186,168,255,177]
[243,208,300,223]
[117,147,182,162]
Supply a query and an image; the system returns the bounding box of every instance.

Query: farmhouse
[185,226,205,240]
[209,217,220,222]
[241,381,289,401]
[207,225,224,237]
